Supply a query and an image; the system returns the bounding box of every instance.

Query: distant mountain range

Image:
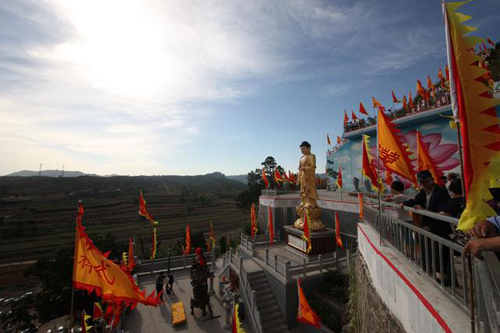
[5,169,249,183]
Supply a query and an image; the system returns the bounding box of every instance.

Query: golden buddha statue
[294,141,326,231]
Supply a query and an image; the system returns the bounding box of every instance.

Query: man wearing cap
[401,170,451,283]
[402,170,451,236]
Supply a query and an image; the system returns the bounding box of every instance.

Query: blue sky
[1,0,499,176]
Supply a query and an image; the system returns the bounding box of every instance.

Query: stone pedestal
[284,225,335,261]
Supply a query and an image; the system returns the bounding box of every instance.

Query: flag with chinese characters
[297,279,321,328]
[250,203,258,238]
[232,303,245,333]
[327,134,332,146]
[268,206,274,245]
[138,191,159,225]
[262,169,269,189]
[362,135,379,191]
[416,131,445,186]
[73,204,161,307]
[336,163,342,189]
[377,107,417,186]
[184,226,191,255]
[301,210,312,253]
[443,1,500,230]
[335,212,344,250]
[359,102,369,116]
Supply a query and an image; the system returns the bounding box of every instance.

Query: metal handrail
[475,251,500,332]
[362,202,470,313]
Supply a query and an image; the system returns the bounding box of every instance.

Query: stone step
[264,324,290,333]
[250,279,270,290]
[256,293,276,306]
[248,275,268,285]
[262,319,288,332]
[261,310,283,322]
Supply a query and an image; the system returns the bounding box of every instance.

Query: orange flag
[377,108,417,186]
[372,96,380,108]
[416,79,428,101]
[351,111,358,121]
[437,67,446,88]
[250,203,258,238]
[335,212,344,250]
[344,110,349,125]
[416,131,445,186]
[445,64,450,82]
[184,226,191,255]
[262,169,269,189]
[150,228,157,260]
[337,136,342,145]
[402,95,408,111]
[297,279,321,328]
[327,134,332,146]
[73,204,161,307]
[301,210,312,253]
[359,102,369,116]
[336,163,342,189]
[362,135,379,191]
[358,193,364,220]
[408,91,414,110]
[443,2,500,230]
[268,206,274,245]
[391,90,400,103]
[127,238,135,272]
[209,220,216,249]
[138,191,159,225]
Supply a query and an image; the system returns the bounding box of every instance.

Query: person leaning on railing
[463,216,500,259]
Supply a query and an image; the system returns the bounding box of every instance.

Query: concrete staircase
[247,270,289,333]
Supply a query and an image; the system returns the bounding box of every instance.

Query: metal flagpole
[375,108,383,246]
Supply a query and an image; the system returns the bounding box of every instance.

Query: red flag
[184,226,191,255]
[438,68,446,89]
[297,279,321,328]
[359,102,369,116]
[487,37,495,47]
[386,170,393,186]
[337,136,341,145]
[402,95,408,111]
[93,302,103,321]
[362,135,379,191]
[274,168,284,185]
[482,42,487,51]
[335,212,344,250]
[262,169,269,189]
[408,91,414,110]
[336,163,342,189]
[445,64,450,82]
[391,90,399,103]
[268,206,274,245]
[127,238,135,272]
[351,111,358,121]
[138,191,158,225]
[302,210,312,253]
[343,110,349,125]
[372,97,381,109]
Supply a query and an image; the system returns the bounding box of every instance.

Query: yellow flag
[443,2,500,230]
[377,108,417,186]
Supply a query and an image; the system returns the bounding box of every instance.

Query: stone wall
[352,254,405,333]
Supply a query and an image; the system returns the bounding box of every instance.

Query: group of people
[156,271,175,301]
[385,170,500,284]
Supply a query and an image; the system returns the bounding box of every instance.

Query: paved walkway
[122,269,253,333]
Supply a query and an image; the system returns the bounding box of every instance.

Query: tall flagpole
[375,108,383,246]
[442,2,474,331]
